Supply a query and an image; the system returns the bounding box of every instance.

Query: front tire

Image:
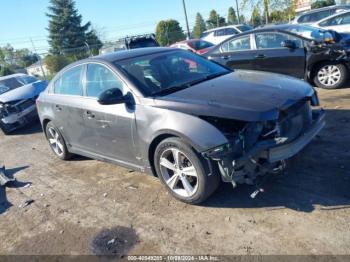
[154,137,220,204]
[313,62,348,89]
[45,122,72,160]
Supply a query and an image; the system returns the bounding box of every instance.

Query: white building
[26,60,49,78]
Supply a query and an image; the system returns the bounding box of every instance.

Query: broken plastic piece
[250,188,264,199]
[0,165,15,186]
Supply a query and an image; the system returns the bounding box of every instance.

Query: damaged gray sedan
[37,48,325,204]
[0,74,47,134]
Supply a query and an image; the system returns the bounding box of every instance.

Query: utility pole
[235,0,240,24]
[182,0,191,39]
[30,38,46,80]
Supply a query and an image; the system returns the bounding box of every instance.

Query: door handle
[55,105,62,111]
[86,111,95,119]
[255,54,266,59]
[221,55,230,60]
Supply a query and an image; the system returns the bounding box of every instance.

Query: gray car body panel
[36,48,318,175]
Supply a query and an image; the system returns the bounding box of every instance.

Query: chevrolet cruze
[37,48,325,204]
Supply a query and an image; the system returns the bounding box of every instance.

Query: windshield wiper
[152,71,229,96]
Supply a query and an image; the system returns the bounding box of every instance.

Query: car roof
[0,73,27,81]
[298,4,350,16]
[203,24,248,33]
[78,47,175,64]
[315,9,350,24]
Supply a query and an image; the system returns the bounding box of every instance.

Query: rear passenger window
[54,65,83,96]
[86,64,124,98]
[221,35,251,52]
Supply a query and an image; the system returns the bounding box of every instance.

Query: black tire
[313,62,348,89]
[154,137,220,204]
[45,122,73,160]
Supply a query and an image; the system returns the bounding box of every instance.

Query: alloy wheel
[159,148,198,197]
[317,65,341,87]
[47,127,64,157]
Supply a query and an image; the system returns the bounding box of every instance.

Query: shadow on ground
[8,120,43,136]
[0,166,30,215]
[204,109,350,212]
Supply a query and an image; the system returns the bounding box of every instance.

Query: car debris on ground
[0,165,15,186]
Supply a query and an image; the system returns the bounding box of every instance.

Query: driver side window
[86,64,124,98]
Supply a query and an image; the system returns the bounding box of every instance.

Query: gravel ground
[0,87,349,256]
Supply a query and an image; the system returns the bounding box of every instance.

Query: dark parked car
[0,74,47,134]
[37,48,325,204]
[206,24,350,89]
[99,34,159,55]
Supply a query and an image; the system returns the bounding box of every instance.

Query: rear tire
[313,62,348,89]
[45,122,72,160]
[154,137,220,204]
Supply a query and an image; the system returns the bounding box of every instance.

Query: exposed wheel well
[148,134,177,177]
[42,119,51,137]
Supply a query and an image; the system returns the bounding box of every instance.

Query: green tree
[251,7,262,26]
[47,0,102,58]
[311,0,335,9]
[86,29,103,56]
[227,7,238,25]
[192,13,207,38]
[155,19,186,46]
[0,66,15,77]
[239,15,246,23]
[263,0,270,24]
[206,10,226,29]
[44,55,71,75]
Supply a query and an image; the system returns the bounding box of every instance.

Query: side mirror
[281,40,296,49]
[98,88,125,105]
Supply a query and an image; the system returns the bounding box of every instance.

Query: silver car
[0,74,47,134]
[37,48,325,204]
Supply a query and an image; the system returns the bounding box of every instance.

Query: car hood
[153,70,315,122]
[0,81,48,103]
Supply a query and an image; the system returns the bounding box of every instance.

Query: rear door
[50,65,85,148]
[253,32,306,78]
[209,34,256,70]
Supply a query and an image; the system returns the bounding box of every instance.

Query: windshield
[236,25,253,32]
[282,25,331,41]
[189,40,214,50]
[115,50,230,96]
[0,75,38,95]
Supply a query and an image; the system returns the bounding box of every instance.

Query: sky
[0,0,244,54]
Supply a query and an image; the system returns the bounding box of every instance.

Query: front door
[253,32,306,78]
[80,63,137,164]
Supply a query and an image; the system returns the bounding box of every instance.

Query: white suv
[292,5,350,24]
[201,25,252,45]
[312,10,350,33]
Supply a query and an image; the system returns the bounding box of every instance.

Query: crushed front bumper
[0,104,38,133]
[204,109,325,184]
[236,109,325,164]
[268,110,325,162]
